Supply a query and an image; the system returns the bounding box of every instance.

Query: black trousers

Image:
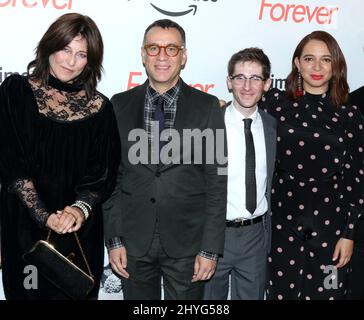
[349,219,364,299]
[122,227,204,300]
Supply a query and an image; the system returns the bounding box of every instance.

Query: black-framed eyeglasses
[143,44,185,57]
[229,74,265,85]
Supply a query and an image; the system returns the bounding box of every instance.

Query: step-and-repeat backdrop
[1,0,364,299]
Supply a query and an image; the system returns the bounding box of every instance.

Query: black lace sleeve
[10,179,50,228]
[0,75,50,228]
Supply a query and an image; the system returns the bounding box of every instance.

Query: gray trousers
[204,221,267,300]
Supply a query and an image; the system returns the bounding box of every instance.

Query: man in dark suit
[204,48,276,300]
[348,86,364,299]
[103,19,227,300]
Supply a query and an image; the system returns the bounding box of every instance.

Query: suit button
[155,172,161,177]
[150,198,156,203]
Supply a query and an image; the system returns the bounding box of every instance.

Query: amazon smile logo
[151,3,197,16]
[128,1,219,17]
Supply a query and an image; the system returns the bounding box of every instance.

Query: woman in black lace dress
[0,13,120,299]
[260,31,364,299]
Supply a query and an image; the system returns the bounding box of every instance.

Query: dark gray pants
[204,221,267,300]
[123,230,204,300]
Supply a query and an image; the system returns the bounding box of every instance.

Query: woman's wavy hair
[285,30,349,108]
[27,13,103,99]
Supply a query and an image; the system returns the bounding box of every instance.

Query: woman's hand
[60,206,85,233]
[332,238,354,268]
[46,206,85,234]
[47,211,76,234]
[219,99,227,107]
[46,213,64,233]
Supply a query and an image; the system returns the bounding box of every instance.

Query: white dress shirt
[225,103,268,220]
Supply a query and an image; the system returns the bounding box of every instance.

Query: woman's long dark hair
[285,30,349,108]
[27,13,104,99]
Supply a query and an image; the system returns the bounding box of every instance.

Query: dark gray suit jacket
[223,102,276,253]
[103,80,227,258]
[259,108,276,253]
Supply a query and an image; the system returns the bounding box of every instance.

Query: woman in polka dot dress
[260,31,364,300]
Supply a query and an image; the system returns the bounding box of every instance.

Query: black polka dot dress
[260,89,364,300]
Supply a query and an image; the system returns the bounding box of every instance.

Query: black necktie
[243,118,256,214]
[154,95,165,153]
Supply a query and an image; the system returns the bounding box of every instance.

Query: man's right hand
[109,247,129,278]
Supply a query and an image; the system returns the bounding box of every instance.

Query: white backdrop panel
[1,0,364,299]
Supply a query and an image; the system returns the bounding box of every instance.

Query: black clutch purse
[23,231,95,300]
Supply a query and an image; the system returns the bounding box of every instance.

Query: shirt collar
[147,79,181,103]
[228,102,259,124]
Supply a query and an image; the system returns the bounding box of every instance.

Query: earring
[296,72,304,97]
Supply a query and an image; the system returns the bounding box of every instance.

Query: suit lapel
[126,82,158,172]
[173,80,190,133]
[124,82,145,130]
[259,109,276,181]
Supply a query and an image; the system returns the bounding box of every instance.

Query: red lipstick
[311,74,323,80]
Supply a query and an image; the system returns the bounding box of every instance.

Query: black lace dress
[260,89,364,300]
[0,74,121,299]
